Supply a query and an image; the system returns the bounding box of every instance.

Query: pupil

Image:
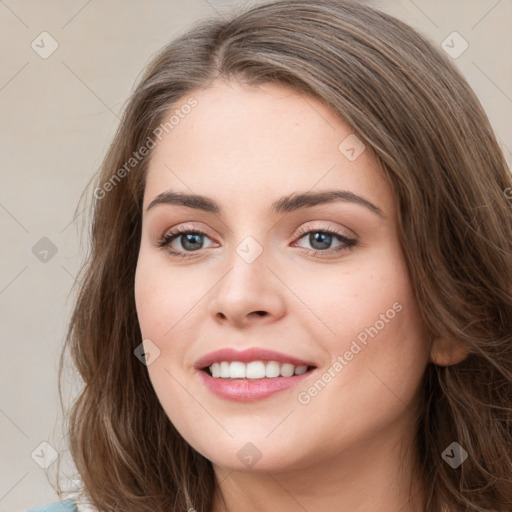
[310,232,331,250]
[179,232,333,252]
[182,233,202,251]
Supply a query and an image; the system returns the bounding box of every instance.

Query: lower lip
[197,369,315,402]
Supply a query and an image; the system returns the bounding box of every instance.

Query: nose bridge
[208,229,286,323]
[221,210,271,275]
[220,233,270,300]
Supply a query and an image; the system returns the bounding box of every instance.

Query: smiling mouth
[202,360,317,379]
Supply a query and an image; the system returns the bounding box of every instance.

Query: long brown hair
[53,0,512,510]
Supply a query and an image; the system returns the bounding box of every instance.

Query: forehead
[143,80,393,217]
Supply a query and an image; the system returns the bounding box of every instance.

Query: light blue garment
[27,499,77,512]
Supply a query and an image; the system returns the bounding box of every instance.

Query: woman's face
[134,80,432,472]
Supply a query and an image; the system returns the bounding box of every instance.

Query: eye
[156,223,357,259]
[156,225,216,259]
[292,225,357,256]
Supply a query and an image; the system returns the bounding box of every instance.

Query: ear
[429,336,469,366]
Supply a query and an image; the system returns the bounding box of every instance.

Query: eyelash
[156,224,357,260]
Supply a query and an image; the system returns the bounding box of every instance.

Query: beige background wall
[1,1,511,510]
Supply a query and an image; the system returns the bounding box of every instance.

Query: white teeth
[230,361,246,378]
[210,362,220,378]
[219,361,230,378]
[207,360,311,379]
[280,363,295,377]
[246,361,266,379]
[265,361,281,378]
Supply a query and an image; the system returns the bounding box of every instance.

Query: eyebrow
[146,189,384,217]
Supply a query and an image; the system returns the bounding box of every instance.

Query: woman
[29,0,512,510]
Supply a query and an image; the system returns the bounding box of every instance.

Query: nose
[207,247,286,328]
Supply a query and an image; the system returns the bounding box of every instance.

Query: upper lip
[194,347,317,370]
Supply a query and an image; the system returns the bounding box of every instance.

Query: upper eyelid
[162,222,353,243]
[161,225,355,260]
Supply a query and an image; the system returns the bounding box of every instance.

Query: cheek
[134,257,200,423]
[134,252,198,342]
[134,261,169,342]
[294,245,429,399]
[290,246,415,345]
[135,262,215,457]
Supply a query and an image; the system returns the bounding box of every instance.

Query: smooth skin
[134,80,467,512]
